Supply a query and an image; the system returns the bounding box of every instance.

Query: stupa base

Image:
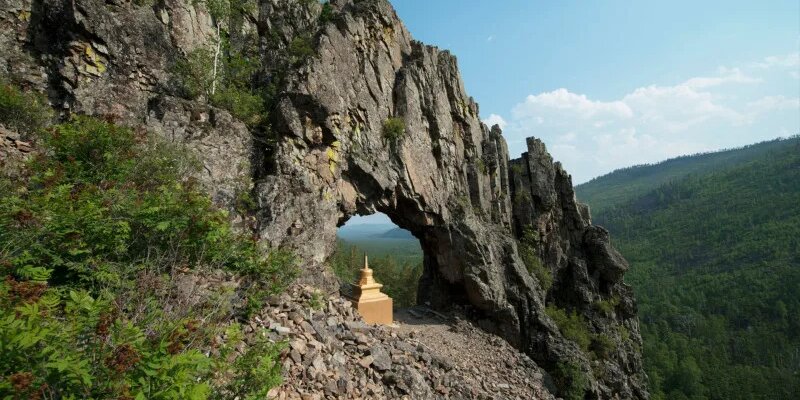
[352,296,393,325]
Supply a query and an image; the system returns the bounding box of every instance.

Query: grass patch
[520,226,552,291]
[546,305,592,352]
[0,80,51,134]
[591,333,617,359]
[476,158,488,175]
[593,296,620,317]
[382,117,405,142]
[553,361,589,400]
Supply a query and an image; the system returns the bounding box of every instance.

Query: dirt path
[394,306,554,400]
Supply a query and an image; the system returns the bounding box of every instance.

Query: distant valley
[336,223,422,264]
[576,136,800,400]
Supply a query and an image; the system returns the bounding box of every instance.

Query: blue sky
[346,0,799,227]
[389,0,800,184]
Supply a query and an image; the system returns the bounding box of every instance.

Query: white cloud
[496,55,800,183]
[682,67,760,89]
[482,113,507,129]
[741,95,800,125]
[747,95,800,112]
[622,83,743,132]
[512,89,633,120]
[750,52,800,69]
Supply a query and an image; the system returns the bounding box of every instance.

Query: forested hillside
[577,138,795,215]
[576,137,800,399]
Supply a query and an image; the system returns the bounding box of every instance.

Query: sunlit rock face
[0,0,647,397]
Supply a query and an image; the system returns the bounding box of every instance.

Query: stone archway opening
[332,212,424,309]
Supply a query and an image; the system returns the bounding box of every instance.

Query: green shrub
[0,283,215,399]
[546,305,591,351]
[593,296,620,317]
[210,87,265,126]
[382,117,405,142]
[172,45,265,127]
[617,323,631,342]
[172,48,215,100]
[0,116,295,289]
[319,1,335,24]
[553,361,589,400]
[513,190,531,207]
[0,111,295,398]
[308,291,325,310]
[0,80,51,134]
[476,158,488,175]
[211,324,284,400]
[203,0,232,22]
[520,226,552,291]
[287,35,314,64]
[591,333,617,359]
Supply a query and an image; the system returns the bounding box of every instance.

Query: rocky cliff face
[0,0,647,397]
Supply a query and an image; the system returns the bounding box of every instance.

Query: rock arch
[252,3,647,398]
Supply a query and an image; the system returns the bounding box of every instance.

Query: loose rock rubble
[0,125,32,179]
[254,286,555,400]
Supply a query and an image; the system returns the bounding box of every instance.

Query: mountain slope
[576,137,796,215]
[576,137,800,400]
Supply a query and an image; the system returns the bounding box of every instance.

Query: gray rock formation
[0,0,648,397]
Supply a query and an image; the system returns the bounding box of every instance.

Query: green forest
[577,137,800,399]
[329,239,423,309]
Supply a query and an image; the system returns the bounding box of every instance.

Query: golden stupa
[349,255,393,324]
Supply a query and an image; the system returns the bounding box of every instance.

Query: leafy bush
[287,35,315,64]
[308,290,325,311]
[591,333,617,359]
[210,87,265,126]
[553,361,589,400]
[546,305,591,352]
[172,44,265,126]
[520,226,552,291]
[211,324,284,400]
[0,283,213,399]
[382,117,405,142]
[593,296,620,317]
[0,80,51,133]
[172,48,215,100]
[1,116,294,290]
[319,1,335,24]
[513,190,531,207]
[0,112,295,398]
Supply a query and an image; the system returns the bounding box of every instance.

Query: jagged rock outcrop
[0,0,648,398]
